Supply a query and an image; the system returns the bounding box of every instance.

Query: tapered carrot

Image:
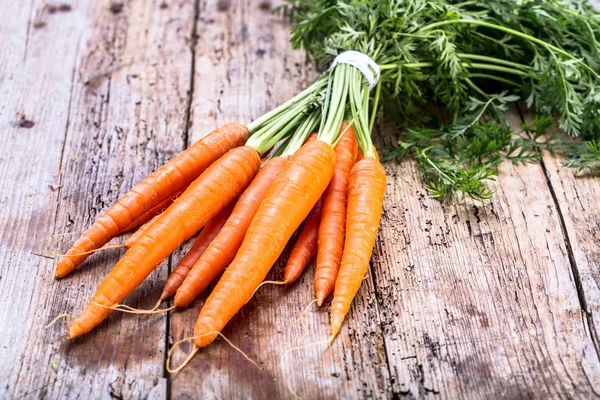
[330,157,386,338]
[122,193,179,233]
[124,215,157,249]
[283,200,321,284]
[174,156,288,307]
[160,203,234,301]
[314,125,358,305]
[68,146,260,338]
[193,140,336,347]
[56,123,248,279]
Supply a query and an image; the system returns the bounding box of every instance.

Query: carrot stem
[318,66,349,145]
[247,95,317,155]
[246,78,326,134]
[280,110,321,157]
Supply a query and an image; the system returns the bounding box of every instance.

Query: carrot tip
[55,259,74,279]
[315,296,326,307]
[67,326,81,339]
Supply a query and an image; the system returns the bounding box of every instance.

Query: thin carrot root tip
[159,291,170,301]
[166,332,261,374]
[50,231,83,238]
[315,295,326,307]
[44,245,125,258]
[152,299,163,311]
[46,313,71,340]
[45,313,71,329]
[91,301,174,314]
[294,299,317,325]
[166,339,199,374]
[246,280,286,304]
[215,332,262,371]
[280,337,335,399]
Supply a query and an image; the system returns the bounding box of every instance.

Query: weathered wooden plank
[0,1,195,398]
[0,0,88,397]
[520,106,600,364]
[169,1,391,398]
[3,0,600,399]
[372,108,600,398]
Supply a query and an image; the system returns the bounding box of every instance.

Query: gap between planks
[163,0,203,398]
[515,103,600,360]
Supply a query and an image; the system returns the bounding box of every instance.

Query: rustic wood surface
[1,0,600,399]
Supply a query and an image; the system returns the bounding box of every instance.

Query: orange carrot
[124,216,157,249]
[306,133,317,143]
[193,140,336,347]
[174,156,288,307]
[56,123,248,279]
[160,203,234,301]
[330,157,386,338]
[122,193,179,233]
[314,124,358,305]
[68,146,260,338]
[283,200,321,284]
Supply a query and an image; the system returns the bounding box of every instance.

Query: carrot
[314,124,358,305]
[160,203,234,301]
[330,157,386,338]
[67,146,260,338]
[174,156,288,307]
[122,193,179,233]
[56,124,248,279]
[283,200,321,284]
[193,140,336,347]
[124,215,157,249]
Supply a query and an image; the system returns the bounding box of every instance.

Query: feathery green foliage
[282,0,600,200]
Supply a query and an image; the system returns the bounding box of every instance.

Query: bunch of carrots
[55,54,385,367]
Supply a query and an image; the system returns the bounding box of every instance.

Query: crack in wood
[516,103,600,360]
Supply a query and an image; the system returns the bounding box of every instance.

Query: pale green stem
[369,79,382,132]
[247,79,325,134]
[468,73,521,87]
[281,110,321,157]
[318,66,349,144]
[457,53,533,71]
[420,19,599,78]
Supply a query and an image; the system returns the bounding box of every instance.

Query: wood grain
[0,0,88,397]
[1,0,600,398]
[372,109,600,398]
[1,1,194,398]
[520,106,600,366]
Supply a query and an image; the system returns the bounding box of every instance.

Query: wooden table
[2,1,600,398]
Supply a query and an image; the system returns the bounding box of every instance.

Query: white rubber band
[330,51,381,90]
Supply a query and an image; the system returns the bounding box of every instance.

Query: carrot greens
[283,0,600,200]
